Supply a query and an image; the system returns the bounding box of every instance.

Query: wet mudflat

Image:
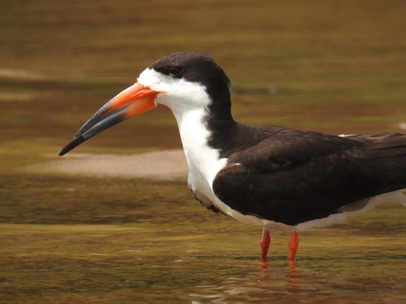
[1,0,406,303]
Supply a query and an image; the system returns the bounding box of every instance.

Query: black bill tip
[58,135,86,156]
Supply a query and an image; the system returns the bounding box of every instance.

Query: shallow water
[0,209,405,303]
[1,0,406,303]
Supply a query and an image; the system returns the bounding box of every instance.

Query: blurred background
[1,0,405,303]
[2,0,405,159]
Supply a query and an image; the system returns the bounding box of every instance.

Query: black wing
[213,129,406,225]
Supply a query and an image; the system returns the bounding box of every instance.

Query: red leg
[260,227,271,262]
[288,229,299,261]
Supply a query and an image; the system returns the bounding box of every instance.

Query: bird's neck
[171,106,233,185]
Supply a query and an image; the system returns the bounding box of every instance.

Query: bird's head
[59,52,231,156]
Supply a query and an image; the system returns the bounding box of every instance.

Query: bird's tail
[341,189,406,215]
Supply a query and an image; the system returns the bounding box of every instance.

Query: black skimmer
[59,52,406,262]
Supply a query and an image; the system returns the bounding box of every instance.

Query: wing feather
[213,130,406,225]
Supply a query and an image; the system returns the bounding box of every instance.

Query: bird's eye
[169,66,183,77]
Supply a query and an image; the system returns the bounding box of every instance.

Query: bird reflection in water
[189,261,302,303]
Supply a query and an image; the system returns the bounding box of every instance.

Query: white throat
[174,107,227,187]
[138,68,228,194]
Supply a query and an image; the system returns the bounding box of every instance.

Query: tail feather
[398,191,406,207]
[341,189,406,215]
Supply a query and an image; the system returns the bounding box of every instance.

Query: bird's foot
[287,229,299,261]
[260,227,271,262]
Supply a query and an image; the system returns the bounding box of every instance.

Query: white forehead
[137,68,171,89]
[137,68,212,110]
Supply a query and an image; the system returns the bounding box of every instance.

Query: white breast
[173,107,228,205]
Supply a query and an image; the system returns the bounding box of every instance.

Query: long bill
[58,83,163,156]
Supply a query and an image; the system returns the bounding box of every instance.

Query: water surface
[1,0,405,303]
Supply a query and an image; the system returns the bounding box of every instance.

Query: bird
[59,51,406,262]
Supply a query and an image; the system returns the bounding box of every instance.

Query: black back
[213,131,406,225]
